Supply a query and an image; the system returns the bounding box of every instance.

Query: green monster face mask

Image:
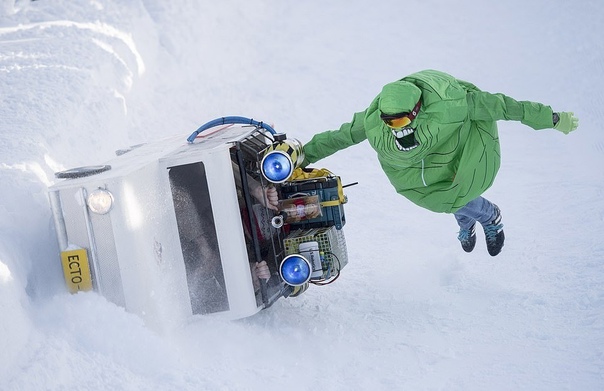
[381,99,423,152]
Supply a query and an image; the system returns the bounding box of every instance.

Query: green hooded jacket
[302,69,555,213]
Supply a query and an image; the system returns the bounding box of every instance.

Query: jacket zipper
[421,159,427,186]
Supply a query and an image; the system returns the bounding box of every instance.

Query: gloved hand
[553,112,579,134]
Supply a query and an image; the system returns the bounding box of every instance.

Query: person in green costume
[301,69,578,256]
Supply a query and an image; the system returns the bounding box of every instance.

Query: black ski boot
[483,206,504,256]
[458,224,477,253]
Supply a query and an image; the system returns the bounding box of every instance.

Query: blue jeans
[454,196,497,230]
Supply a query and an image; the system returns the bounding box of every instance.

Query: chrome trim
[80,187,103,294]
[49,190,68,251]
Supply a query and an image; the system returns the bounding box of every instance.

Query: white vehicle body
[48,120,349,328]
[49,125,278,328]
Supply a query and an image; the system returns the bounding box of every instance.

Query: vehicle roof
[49,124,258,189]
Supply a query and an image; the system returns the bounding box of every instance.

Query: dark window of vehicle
[169,162,229,314]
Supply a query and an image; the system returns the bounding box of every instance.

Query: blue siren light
[261,151,293,183]
[279,255,312,286]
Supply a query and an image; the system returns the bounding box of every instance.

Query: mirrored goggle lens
[384,115,411,129]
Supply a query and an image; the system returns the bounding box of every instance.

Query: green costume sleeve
[466,91,555,130]
[302,110,368,165]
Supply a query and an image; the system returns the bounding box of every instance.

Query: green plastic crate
[284,226,348,279]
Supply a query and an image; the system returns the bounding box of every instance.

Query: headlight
[261,150,293,183]
[279,254,311,286]
[87,188,114,214]
[260,137,304,183]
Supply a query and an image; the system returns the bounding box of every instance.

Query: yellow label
[60,249,93,293]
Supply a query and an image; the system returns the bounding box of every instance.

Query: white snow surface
[1,1,603,390]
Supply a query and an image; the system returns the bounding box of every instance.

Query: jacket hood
[378,80,422,115]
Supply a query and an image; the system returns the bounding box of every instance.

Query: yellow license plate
[60,249,93,293]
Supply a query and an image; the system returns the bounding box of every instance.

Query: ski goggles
[380,99,422,129]
[381,113,412,129]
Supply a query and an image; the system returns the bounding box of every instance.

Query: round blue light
[261,151,293,183]
[279,255,311,286]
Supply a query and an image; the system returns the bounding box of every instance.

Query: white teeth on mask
[399,144,419,151]
[394,139,420,151]
[393,127,414,137]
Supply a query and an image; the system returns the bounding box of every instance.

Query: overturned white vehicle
[48,117,350,324]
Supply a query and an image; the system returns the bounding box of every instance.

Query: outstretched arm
[302,110,369,165]
[466,91,556,130]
